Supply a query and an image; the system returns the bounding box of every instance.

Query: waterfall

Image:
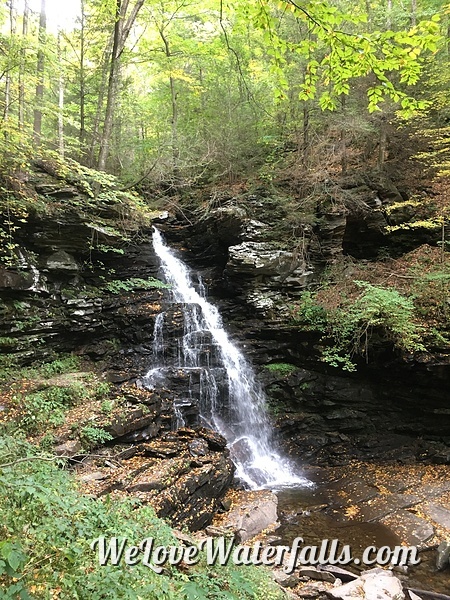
[144,227,311,490]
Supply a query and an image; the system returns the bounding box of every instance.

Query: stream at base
[275,481,450,594]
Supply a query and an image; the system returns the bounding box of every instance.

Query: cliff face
[1,160,449,475]
[0,161,238,531]
[0,159,164,375]
[158,174,450,466]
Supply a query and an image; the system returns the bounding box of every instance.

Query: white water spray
[145,227,311,490]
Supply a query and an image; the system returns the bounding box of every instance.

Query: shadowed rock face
[76,427,235,531]
[157,184,450,466]
[2,171,450,502]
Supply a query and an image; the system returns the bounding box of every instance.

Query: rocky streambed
[67,388,450,598]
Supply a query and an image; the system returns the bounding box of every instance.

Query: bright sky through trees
[23,0,80,31]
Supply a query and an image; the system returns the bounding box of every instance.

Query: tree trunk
[159,27,180,178]
[79,0,87,160]
[378,117,387,169]
[386,0,392,29]
[57,31,64,157]
[4,0,15,122]
[87,35,113,167]
[18,0,29,130]
[340,96,347,175]
[302,103,310,167]
[97,0,145,172]
[33,0,46,146]
[410,0,417,27]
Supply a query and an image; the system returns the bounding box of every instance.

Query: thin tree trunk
[302,103,310,167]
[33,0,46,146]
[87,36,113,167]
[386,0,392,29]
[410,0,417,27]
[159,27,179,178]
[97,0,122,172]
[97,0,145,171]
[340,96,347,175]
[378,117,387,169]
[4,0,15,122]
[79,0,86,159]
[18,0,28,130]
[57,31,64,157]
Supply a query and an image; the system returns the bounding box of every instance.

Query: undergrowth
[0,436,282,600]
[291,282,426,371]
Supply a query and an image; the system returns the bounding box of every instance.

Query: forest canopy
[0,0,447,183]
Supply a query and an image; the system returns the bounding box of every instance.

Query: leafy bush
[291,282,425,371]
[79,426,113,447]
[18,383,88,434]
[39,356,81,377]
[290,291,328,330]
[0,354,82,383]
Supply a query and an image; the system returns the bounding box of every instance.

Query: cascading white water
[145,227,311,490]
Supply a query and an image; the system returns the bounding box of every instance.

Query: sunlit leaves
[244,0,443,116]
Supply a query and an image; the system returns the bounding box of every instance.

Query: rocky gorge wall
[157,174,450,467]
[1,162,449,478]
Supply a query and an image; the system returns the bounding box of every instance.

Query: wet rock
[155,452,235,531]
[297,566,336,583]
[189,438,209,457]
[318,565,357,583]
[328,568,404,600]
[328,478,378,508]
[297,581,333,598]
[423,503,450,531]
[142,439,186,458]
[349,493,421,523]
[381,510,435,548]
[436,541,450,571]
[195,427,228,450]
[104,409,159,439]
[214,490,278,542]
[127,457,191,492]
[272,569,300,588]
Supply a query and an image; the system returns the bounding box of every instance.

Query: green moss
[264,362,297,376]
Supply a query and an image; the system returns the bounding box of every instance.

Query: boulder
[213,489,278,542]
[436,541,450,572]
[54,439,82,457]
[45,250,79,272]
[328,568,405,600]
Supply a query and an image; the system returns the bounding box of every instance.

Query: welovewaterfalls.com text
[91,536,420,574]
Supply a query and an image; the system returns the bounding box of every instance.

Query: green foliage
[104,277,170,294]
[264,362,297,376]
[18,383,88,434]
[0,354,82,383]
[95,382,113,399]
[38,355,81,377]
[290,292,328,330]
[0,436,281,599]
[248,0,441,118]
[100,399,115,415]
[79,425,113,447]
[292,282,425,370]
